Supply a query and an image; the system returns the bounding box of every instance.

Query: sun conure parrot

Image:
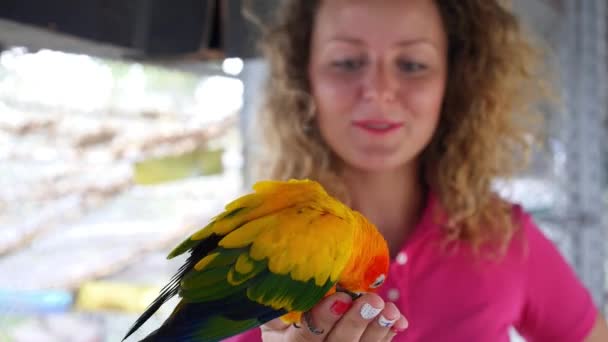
[123,179,390,342]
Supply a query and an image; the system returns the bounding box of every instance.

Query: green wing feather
[180,245,336,313]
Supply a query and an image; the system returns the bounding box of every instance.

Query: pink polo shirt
[225,193,598,341]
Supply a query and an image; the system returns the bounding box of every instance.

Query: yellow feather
[191,222,215,241]
[193,252,219,271]
[219,215,275,249]
[192,180,328,242]
[239,205,356,286]
[280,311,302,325]
[234,253,254,274]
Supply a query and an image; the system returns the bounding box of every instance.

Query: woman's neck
[342,164,425,255]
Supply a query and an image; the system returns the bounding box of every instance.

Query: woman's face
[308,0,448,173]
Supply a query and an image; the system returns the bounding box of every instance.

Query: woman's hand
[261,292,408,342]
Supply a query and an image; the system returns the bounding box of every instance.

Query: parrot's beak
[336,285,363,300]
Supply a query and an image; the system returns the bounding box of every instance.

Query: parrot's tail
[137,325,196,342]
[136,299,283,342]
[123,235,224,341]
[137,328,163,342]
[122,280,181,341]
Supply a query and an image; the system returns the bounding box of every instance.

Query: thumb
[287,292,353,341]
[259,317,290,342]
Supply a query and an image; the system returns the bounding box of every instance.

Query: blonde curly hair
[253,0,552,250]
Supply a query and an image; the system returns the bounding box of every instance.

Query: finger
[360,301,400,342]
[287,292,353,341]
[260,317,290,332]
[326,293,385,342]
[385,314,409,341]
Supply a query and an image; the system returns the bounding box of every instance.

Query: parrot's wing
[183,204,355,307]
[167,179,347,259]
[161,204,356,340]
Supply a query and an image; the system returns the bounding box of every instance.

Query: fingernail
[330,300,352,315]
[378,315,397,328]
[360,303,382,320]
[391,316,409,333]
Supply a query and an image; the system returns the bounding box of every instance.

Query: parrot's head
[338,212,390,297]
[361,252,390,293]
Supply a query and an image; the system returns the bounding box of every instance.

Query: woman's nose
[362,64,397,103]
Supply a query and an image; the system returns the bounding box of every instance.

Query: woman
[228,0,608,341]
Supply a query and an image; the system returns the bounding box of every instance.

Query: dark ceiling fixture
[0,0,278,61]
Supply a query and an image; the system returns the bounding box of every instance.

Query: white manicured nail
[378,315,397,327]
[360,303,382,320]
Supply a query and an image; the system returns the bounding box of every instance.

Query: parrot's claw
[336,285,362,300]
[303,311,324,335]
[293,323,301,329]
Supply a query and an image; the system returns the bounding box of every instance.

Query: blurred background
[0,1,605,341]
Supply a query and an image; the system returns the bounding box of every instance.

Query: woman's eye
[397,60,426,73]
[331,58,366,71]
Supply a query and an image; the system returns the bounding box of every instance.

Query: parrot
[122,178,390,342]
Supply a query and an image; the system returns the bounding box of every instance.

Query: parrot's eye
[370,274,386,288]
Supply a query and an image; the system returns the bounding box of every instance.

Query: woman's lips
[352,119,404,135]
